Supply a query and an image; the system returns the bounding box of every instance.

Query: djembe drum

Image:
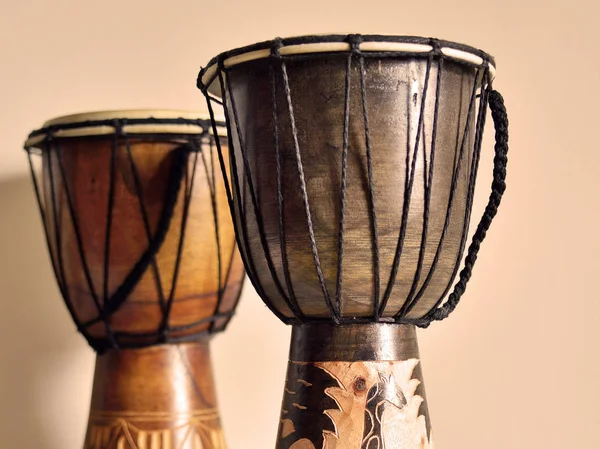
[198,34,508,448]
[24,110,244,449]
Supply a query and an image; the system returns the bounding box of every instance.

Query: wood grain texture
[84,342,226,449]
[37,135,244,345]
[222,54,479,320]
[26,125,243,448]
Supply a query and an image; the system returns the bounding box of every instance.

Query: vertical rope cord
[103,128,118,305]
[101,127,120,347]
[270,57,304,320]
[47,142,89,335]
[396,53,438,318]
[26,150,62,292]
[277,43,339,323]
[426,89,508,325]
[213,66,292,323]
[30,144,95,348]
[200,108,246,330]
[214,235,241,331]
[206,134,243,331]
[358,53,381,319]
[26,122,237,351]
[215,251,242,330]
[334,46,354,317]
[405,66,482,316]
[202,139,225,333]
[205,89,288,325]
[54,143,103,314]
[426,68,491,317]
[196,36,505,329]
[224,68,296,313]
[123,131,168,313]
[160,141,199,338]
[215,68,270,305]
[380,55,433,316]
[401,55,443,317]
[101,143,190,319]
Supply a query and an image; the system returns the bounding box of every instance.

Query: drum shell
[39,135,244,345]
[222,54,478,320]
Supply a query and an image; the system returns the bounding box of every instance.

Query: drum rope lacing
[25,118,241,352]
[199,34,509,328]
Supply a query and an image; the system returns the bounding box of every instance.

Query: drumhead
[25,109,227,148]
[198,34,496,97]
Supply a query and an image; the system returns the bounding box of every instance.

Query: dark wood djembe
[24,110,245,449]
[198,35,509,448]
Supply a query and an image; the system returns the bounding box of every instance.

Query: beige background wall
[1,0,598,447]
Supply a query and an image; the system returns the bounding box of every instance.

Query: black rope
[212,238,242,331]
[270,56,304,319]
[421,89,508,326]
[357,53,382,320]
[26,117,210,142]
[215,65,293,324]
[122,130,169,314]
[25,117,244,351]
[277,44,339,323]
[334,45,354,318]
[399,65,482,319]
[91,311,236,352]
[100,143,190,318]
[421,68,491,317]
[27,146,96,348]
[399,56,442,317]
[203,86,290,325]
[394,53,436,318]
[197,35,496,90]
[54,144,103,316]
[160,140,199,339]
[379,54,433,316]
[197,34,508,329]
[224,67,297,314]
[203,138,224,334]
[47,139,102,347]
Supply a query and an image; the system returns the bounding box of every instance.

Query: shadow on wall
[0,174,94,449]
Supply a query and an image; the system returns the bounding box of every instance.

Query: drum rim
[198,34,497,95]
[42,109,225,127]
[24,109,227,149]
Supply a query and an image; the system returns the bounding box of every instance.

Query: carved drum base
[84,341,225,449]
[277,324,433,449]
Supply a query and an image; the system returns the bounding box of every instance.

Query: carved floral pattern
[281,360,433,449]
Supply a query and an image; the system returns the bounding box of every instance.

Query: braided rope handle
[423,89,509,326]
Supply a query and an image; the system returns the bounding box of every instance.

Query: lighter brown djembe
[24,110,244,449]
[198,34,509,448]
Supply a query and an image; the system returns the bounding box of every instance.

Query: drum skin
[223,55,477,320]
[39,135,244,346]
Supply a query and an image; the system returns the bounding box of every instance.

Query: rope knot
[429,38,442,55]
[347,34,363,52]
[112,119,124,136]
[217,56,227,71]
[271,38,284,58]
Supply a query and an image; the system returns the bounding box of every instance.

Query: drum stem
[84,340,226,449]
[277,324,433,449]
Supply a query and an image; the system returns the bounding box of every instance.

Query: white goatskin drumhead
[25,109,227,148]
[200,34,496,97]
